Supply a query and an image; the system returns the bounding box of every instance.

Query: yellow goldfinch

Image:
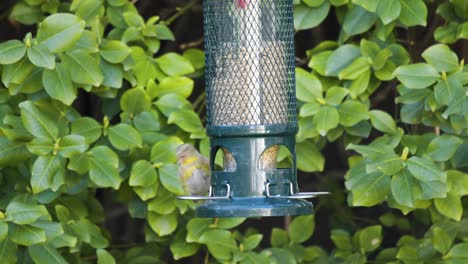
[176,144,211,196]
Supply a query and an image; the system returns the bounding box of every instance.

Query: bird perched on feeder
[176,144,211,196]
[235,0,249,9]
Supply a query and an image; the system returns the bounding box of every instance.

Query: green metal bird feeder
[179,0,327,217]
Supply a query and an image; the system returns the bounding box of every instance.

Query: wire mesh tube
[204,0,296,127]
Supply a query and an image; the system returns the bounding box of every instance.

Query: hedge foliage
[0,0,466,263]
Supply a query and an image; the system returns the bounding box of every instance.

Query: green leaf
[331,229,352,250]
[27,44,55,69]
[123,11,144,27]
[289,215,315,244]
[346,162,390,206]
[447,170,468,196]
[217,218,246,229]
[97,249,116,264]
[349,70,371,98]
[366,152,403,175]
[432,227,451,255]
[168,110,203,134]
[343,5,378,37]
[0,239,17,263]
[170,240,200,260]
[100,60,123,88]
[2,57,35,87]
[183,49,204,69]
[352,0,378,12]
[422,44,459,72]
[134,111,160,132]
[419,180,447,200]
[155,24,175,40]
[69,219,108,248]
[325,45,361,77]
[155,94,192,117]
[394,63,439,89]
[293,2,330,31]
[338,100,369,127]
[347,143,392,159]
[30,221,63,241]
[369,110,397,134]
[42,63,76,105]
[62,50,104,86]
[434,74,463,106]
[9,2,42,25]
[31,155,65,193]
[59,134,88,158]
[148,212,178,236]
[132,58,157,86]
[0,222,7,242]
[325,86,348,105]
[338,57,371,80]
[129,160,158,187]
[37,13,86,53]
[265,248,296,264]
[299,102,321,117]
[376,0,401,24]
[270,228,289,248]
[9,224,46,246]
[186,218,211,243]
[157,76,194,99]
[426,135,462,162]
[296,68,322,102]
[407,156,446,182]
[71,117,102,144]
[445,243,468,259]
[151,137,183,165]
[100,40,131,64]
[159,164,185,195]
[28,243,68,264]
[296,140,325,172]
[120,87,151,115]
[5,201,47,225]
[108,123,142,150]
[0,40,27,65]
[451,0,468,19]
[303,0,325,7]
[308,50,332,75]
[89,146,121,189]
[357,225,382,253]
[0,137,30,167]
[435,193,462,221]
[156,53,194,76]
[399,0,427,27]
[72,0,104,23]
[313,106,339,136]
[244,234,263,251]
[148,192,175,214]
[391,170,415,207]
[199,229,237,261]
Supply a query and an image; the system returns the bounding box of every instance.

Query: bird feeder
[179,0,327,217]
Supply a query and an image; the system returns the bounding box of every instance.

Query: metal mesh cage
[204,0,296,128]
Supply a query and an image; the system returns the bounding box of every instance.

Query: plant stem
[164,0,199,26]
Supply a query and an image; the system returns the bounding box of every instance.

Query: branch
[164,0,199,26]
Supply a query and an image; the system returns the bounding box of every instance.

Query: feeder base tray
[195,197,313,218]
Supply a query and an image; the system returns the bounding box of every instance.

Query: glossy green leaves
[37,13,85,53]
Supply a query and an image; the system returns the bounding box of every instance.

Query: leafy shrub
[0,0,466,263]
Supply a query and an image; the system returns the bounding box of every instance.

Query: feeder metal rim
[266,192,331,199]
[265,181,330,199]
[177,183,231,201]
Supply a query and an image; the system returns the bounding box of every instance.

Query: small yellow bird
[176,144,211,196]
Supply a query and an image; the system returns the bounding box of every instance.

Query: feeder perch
[178,0,328,217]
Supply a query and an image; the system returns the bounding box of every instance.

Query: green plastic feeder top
[178,0,328,218]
